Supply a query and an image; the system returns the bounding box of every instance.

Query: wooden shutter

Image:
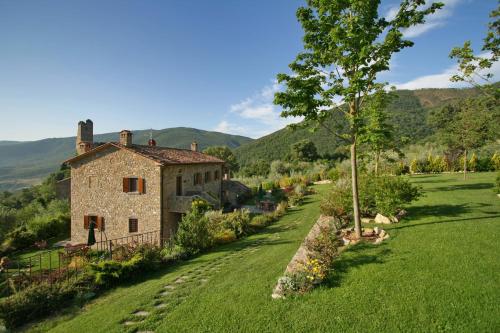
[138,178,144,194]
[84,215,89,229]
[123,177,130,192]
[97,216,105,231]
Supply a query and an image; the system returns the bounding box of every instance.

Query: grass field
[26,172,500,332]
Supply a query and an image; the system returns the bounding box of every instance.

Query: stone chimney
[148,129,156,146]
[191,141,198,152]
[120,130,133,146]
[76,119,93,155]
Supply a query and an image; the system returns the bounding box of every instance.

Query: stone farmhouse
[64,120,229,245]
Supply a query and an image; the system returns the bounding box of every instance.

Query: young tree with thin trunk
[359,90,398,176]
[274,0,442,238]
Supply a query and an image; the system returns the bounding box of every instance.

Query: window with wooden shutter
[97,216,105,231]
[129,218,138,233]
[123,177,130,192]
[84,215,89,229]
[138,178,144,194]
[205,171,211,183]
[214,170,219,180]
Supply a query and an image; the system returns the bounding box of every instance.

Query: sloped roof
[64,142,224,166]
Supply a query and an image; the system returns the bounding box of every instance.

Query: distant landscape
[0,85,491,192]
[0,128,252,191]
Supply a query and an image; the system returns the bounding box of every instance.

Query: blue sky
[0,0,496,141]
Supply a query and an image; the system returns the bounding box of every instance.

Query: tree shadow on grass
[406,204,472,220]
[392,214,500,231]
[325,242,391,288]
[428,182,493,192]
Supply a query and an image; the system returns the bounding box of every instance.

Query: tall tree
[274,0,442,238]
[359,90,398,176]
[428,98,493,179]
[290,139,319,162]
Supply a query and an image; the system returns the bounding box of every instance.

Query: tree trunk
[351,141,362,239]
[463,149,467,180]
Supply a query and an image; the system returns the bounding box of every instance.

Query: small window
[214,170,220,181]
[88,176,98,189]
[204,171,211,183]
[123,177,145,193]
[176,176,182,196]
[129,218,138,233]
[129,178,138,192]
[193,173,203,185]
[84,215,98,230]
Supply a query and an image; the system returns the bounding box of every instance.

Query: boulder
[374,227,380,235]
[361,217,372,224]
[375,213,392,224]
[379,229,386,238]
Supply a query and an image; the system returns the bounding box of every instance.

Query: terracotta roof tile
[64,142,224,165]
[119,143,224,165]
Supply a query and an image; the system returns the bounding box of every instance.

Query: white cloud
[393,52,500,90]
[214,81,303,139]
[385,0,462,38]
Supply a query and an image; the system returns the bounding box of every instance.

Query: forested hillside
[0,128,252,191]
[234,86,484,166]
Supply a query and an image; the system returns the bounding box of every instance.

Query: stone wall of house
[161,163,223,239]
[70,147,162,244]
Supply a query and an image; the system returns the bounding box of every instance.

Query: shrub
[223,209,251,238]
[319,179,352,218]
[275,201,288,217]
[28,214,68,240]
[2,227,36,252]
[249,215,269,229]
[176,210,213,255]
[0,281,81,329]
[327,168,340,181]
[288,193,304,207]
[262,181,277,191]
[321,175,421,218]
[279,177,294,188]
[89,244,162,286]
[373,176,421,216]
[214,229,237,244]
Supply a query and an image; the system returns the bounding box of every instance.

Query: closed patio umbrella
[87,220,96,246]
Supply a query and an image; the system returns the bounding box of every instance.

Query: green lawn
[27,173,500,332]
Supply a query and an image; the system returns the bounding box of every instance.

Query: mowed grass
[28,173,499,333]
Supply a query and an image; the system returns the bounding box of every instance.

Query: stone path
[121,242,263,332]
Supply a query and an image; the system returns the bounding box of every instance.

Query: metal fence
[0,230,165,295]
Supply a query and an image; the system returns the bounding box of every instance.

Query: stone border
[272,215,335,299]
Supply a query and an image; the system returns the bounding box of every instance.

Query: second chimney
[191,141,198,152]
[120,130,133,146]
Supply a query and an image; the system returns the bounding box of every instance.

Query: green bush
[214,229,237,244]
[249,215,269,228]
[320,175,421,218]
[222,209,251,238]
[176,210,214,255]
[2,227,36,252]
[373,176,422,216]
[0,281,80,329]
[320,179,352,218]
[89,244,162,286]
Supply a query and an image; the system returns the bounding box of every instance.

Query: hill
[234,86,484,166]
[0,127,252,192]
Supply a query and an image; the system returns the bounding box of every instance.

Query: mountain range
[0,85,488,192]
[0,128,252,191]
